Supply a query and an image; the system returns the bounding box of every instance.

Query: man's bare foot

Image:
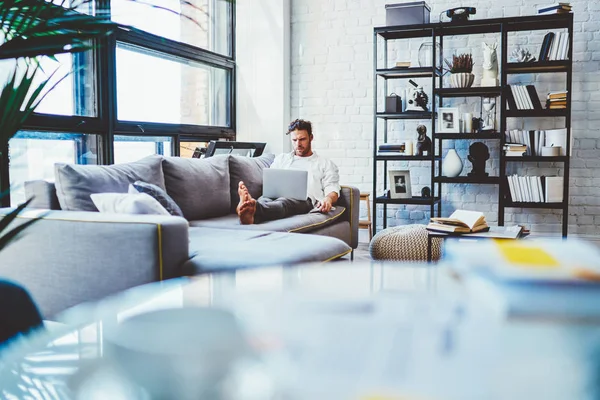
[237,181,256,224]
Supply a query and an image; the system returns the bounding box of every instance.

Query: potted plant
[449,53,475,88]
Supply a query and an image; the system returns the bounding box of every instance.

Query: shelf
[376,155,440,161]
[504,156,568,162]
[504,201,564,209]
[434,87,503,98]
[506,61,570,74]
[505,109,568,118]
[376,196,441,205]
[434,176,501,184]
[376,67,440,79]
[435,131,501,140]
[376,112,432,120]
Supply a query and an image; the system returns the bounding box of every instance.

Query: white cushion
[90,192,170,216]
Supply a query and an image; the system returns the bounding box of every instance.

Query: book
[394,61,411,68]
[525,85,542,110]
[428,209,489,233]
[544,176,563,202]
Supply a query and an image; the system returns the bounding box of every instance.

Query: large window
[11,0,235,206]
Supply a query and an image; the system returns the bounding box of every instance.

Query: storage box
[385,2,431,26]
[385,95,403,113]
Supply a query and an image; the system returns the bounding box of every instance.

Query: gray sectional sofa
[0,154,359,318]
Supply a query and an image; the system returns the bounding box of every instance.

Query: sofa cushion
[54,155,165,211]
[90,192,171,215]
[182,227,351,274]
[228,154,275,212]
[162,155,230,220]
[189,206,346,234]
[132,180,184,217]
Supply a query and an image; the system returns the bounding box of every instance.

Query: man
[237,119,340,225]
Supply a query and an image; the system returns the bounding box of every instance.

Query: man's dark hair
[287,119,312,136]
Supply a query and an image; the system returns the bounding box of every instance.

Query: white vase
[442,149,463,177]
[450,72,475,88]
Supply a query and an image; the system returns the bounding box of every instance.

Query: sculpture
[415,125,432,156]
[467,142,490,177]
[481,42,498,87]
[510,46,535,63]
[482,97,496,130]
[421,186,431,198]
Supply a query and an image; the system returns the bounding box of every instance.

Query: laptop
[262,169,308,200]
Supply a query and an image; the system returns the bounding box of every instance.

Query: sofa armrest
[337,185,360,249]
[0,208,189,318]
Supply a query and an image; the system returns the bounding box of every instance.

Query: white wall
[288,0,600,237]
[235,0,291,155]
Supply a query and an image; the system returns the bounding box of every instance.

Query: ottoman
[369,224,442,261]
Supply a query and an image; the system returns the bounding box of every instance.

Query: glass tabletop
[1,262,599,400]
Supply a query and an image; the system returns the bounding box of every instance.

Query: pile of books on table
[546,91,567,109]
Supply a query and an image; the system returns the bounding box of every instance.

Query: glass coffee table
[1,262,598,399]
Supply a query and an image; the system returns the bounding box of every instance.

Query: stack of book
[537,2,572,14]
[427,209,489,234]
[538,31,570,61]
[546,91,567,109]
[378,143,406,155]
[503,143,527,157]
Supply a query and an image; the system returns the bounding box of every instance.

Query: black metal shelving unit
[373,13,572,236]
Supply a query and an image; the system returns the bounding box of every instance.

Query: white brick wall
[290,0,600,237]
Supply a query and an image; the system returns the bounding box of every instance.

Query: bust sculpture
[415,125,432,156]
[467,142,490,177]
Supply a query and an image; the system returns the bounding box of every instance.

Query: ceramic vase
[450,72,475,88]
[442,149,463,177]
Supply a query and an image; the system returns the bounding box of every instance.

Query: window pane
[9,131,99,205]
[111,0,232,56]
[180,141,209,158]
[116,43,229,126]
[32,51,97,117]
[114,135,173,164]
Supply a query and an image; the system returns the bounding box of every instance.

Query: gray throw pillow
[133,180,184,217]
[54,155,166,211]
[162,155,231,220]
[228,153,275,212]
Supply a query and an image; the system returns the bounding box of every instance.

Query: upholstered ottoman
[369,224,442,261]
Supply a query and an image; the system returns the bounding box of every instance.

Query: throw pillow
[132,181,184,217]
[54,155,166,212]
[228,153,275,212]
[161,155,231,220]
[90,192,171,215]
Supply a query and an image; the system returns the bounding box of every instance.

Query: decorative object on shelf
[472,117,484,133]
[421,186,431,198]
[481,42,499,87]
[394,61,411,68]
[467,142,490,177]
[405,140,414,156]
[418,41,442,68]
[388,170,412,199]
[438,107,460,133]
[442,149,463,177]
[464,112,473,133]
[442,6,476,23]
[541,146,561,156]
[378,143,406,154]
[482,97,496,130]
[449,53,474,88]
[510,46,535,63]
[385,2,431,26]
[415,125,432,156]
[385,93,403,113]
[406,79,429,112]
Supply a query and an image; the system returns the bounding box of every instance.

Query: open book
[427,209,489,233]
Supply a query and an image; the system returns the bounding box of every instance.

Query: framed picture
[388,170,412,199]
[438,107,460,133]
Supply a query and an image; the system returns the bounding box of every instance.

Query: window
[116,43,229,126]
[114,135,173,164]
[9,131,99,205]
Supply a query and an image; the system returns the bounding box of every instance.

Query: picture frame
[388,169,412,199]
[438,107,460,133]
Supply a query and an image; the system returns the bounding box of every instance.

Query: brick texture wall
[290,0,600,237]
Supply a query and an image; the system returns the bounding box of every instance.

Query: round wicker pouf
[369,224,442,261]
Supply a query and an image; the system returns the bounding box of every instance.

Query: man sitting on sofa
[237,119,340,224]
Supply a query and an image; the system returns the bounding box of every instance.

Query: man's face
[290,129,312,157]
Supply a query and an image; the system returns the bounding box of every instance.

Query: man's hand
[317,197,333,213]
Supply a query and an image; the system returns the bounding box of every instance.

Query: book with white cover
[545,176,563,202]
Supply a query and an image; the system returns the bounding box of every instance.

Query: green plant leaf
[0,198,47,252]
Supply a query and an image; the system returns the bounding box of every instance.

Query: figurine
[510,46,535,63]
[415,125,432,156]
[421,186,431,198]
[481,42,498,87]
[406,79,429,112]
[472,117,484,133]
[467,142,490,177]
[482,97,496,130]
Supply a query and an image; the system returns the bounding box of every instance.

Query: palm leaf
[0,198,46,252]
